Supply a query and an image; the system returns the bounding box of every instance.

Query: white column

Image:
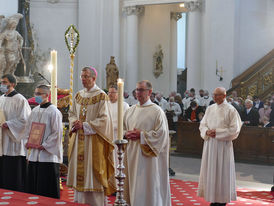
[185,1,202,91]
[123,6,144,92]
[170,12,182,93]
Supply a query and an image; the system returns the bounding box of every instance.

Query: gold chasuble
[67,87,116,196]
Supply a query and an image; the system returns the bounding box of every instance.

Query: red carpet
[0,188,87,205]
[61,179,274,205]
[1,179,272,205]
[169,179,274,205]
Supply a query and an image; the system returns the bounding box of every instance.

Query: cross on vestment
[82,107,87,116]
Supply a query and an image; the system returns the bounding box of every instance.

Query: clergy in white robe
[123,80,171,206]
[0,74,31,192]
[67,67,116,206]
[197,87,242,205]
[25,85,63,198]
[108,84,129,141]
[108,85,129,170]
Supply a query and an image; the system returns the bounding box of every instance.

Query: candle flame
[117,78,124,83]
[48,64,53,72]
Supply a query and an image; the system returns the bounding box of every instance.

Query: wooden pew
[176,121,274,164]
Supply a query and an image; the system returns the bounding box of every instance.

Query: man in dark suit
[270,102,274,126]
[241,99,259,126]
[253,95,264,110]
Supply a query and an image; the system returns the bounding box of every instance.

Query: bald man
[197,87,242,206]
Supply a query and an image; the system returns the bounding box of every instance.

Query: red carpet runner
[0,179,273,205]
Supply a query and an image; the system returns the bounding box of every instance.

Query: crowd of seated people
[124,88,274,128]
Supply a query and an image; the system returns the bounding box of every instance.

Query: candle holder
[114,139,128,206]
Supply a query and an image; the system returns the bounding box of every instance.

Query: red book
[27,122,46,149]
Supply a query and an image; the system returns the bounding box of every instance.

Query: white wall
[198,0,236,93]
[138,4,179,96]
[0,0,17,17]
[189,0,274,94]
[30,0,78,91]
[77,0,121,90]
[233,0,274,76]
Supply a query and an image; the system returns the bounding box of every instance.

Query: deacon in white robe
[0,74,31,192]
[108,85,129,169]
[67,67,116,206]
[123,80,171,206]
[197,87,242,205]
[25,85,63,199]
[108,85,129,141]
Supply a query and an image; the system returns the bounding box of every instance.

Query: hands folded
[125,128,141,141]
[206,129,216,138]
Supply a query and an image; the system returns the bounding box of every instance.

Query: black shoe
[210,203,216,206]
[169,168,176,176]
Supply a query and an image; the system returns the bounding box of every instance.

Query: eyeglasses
[34,92,46,96]
[136,88,149,92]
[80,75,92,79]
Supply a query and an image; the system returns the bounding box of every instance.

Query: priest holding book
[0,74,31,191]
[25,84,63,198]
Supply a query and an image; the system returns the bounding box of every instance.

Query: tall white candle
[50,50,58,106]
[117,78,124,141]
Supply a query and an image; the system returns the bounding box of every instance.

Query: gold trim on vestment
[140,144,157,157]
[76,104,86,189]
[75,92,108,105]
[143,131,158,156]
[70,92,116,195]
[66,185,104,193]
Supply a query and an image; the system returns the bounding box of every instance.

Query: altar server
[25,84,63,198]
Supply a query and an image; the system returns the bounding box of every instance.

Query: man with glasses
[197,87,242,206]
[25,84,63,198]
[0,74,31,191]
[123,80,171,206]
[67,67,116,206]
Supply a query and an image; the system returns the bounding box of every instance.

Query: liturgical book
[27,122,46,148]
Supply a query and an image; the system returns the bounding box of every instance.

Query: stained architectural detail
[153,45,164,78]
[122,5,145,16]
[171,12,182,21]
[184,1,202,12]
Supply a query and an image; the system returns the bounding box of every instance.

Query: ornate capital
[123,6,145,16]
[185,1,201,12]
[47,0,60,3]
[171,12,182,21]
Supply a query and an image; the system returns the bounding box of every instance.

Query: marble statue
[0,15,5,77]
[153,45,163,78]
[0,13,24,76]
[106,56,119,89]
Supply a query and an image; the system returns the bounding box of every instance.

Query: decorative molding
[184,1,201,12]
[123,0,184,7]
[122,6,145,16]
[171,12,182,21]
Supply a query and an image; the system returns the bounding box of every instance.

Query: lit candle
[117,78,124,141]
[50,50,58,106]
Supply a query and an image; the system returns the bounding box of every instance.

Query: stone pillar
[170,12,182,93]
[123,6,144,92]
[185,1,202,91]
